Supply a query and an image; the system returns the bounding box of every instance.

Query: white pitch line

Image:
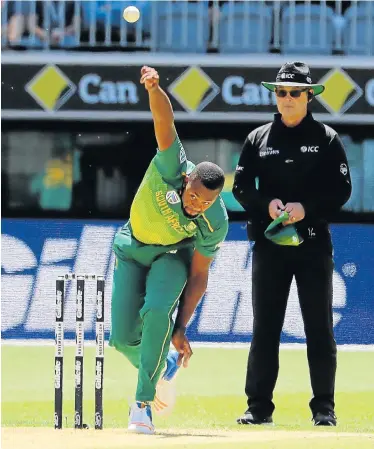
[2,340,374,352]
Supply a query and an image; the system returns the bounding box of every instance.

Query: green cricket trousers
[109,224,193,402]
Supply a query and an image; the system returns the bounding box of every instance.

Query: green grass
[173,440,374,449]
[179,439,374,449]
[2,345,374,434]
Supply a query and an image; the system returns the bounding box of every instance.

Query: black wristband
[173,325,186,333]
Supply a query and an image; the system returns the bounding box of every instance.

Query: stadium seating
[83,1,151,33]
[152,2,210,53]
[1,1,373,56]
[218,2,272,53]
[343,1,374,55]
[281,4,335,55]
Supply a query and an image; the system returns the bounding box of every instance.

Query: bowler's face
[181,178,219,218]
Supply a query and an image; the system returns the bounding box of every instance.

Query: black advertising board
[2,54,374,123]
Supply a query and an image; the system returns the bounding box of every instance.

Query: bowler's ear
[308,90,314,103]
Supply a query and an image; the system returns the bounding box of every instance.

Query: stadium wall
[2,219,374,345]
[2,53,374,124]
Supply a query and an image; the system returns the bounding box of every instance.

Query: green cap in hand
[264,211,304,246]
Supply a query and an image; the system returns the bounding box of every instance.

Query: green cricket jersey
[128,135,228,258]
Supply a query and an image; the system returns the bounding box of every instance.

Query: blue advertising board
[2,219,374,344]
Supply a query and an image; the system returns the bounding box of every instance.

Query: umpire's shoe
[237,410,273,425]
[312,411,337,426]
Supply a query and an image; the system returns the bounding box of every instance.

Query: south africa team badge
[166,190,180,205]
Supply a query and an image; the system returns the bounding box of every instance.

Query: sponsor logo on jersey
[184,222,197,232]
[301,146,319,153]
[259,147,280,157]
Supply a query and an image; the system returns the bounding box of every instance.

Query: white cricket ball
[123,6,140,23]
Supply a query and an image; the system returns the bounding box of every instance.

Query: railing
[1,0,373,55]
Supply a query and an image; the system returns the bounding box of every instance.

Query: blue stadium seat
[81,0,95,29]
[58,35,80,48]
[218,2,272,54]
[153,2,209,53]
[16,36,43,49]
[14,34,78,49]
[343,2,374,55]
[281,4,335,55]
[83,1,117,29]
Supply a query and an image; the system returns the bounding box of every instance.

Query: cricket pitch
[2,428,374,449]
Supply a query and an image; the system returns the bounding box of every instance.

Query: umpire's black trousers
[245,239,336,417]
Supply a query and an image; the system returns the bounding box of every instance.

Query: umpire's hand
[269,198,285,220]
[283,202,305,225]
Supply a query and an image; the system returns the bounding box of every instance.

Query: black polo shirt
[232,112,352,245]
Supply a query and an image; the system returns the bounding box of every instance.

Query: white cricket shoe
[128,401,155,434]
[153,350,180,416]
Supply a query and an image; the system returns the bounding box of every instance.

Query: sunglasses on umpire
[275,88,309,98]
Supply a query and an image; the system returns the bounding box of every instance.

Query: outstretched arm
[140,65,176,151]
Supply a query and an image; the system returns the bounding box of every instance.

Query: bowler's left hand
[283,202,305,225]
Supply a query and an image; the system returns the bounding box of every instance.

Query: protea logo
[166,191,180,205]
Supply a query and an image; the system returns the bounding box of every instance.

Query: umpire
[232,62,352,426]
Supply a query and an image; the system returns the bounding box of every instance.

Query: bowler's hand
[171,328,193,368]
[269,198,285,220]
[140,66,159,91]
[283,202,305,225]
